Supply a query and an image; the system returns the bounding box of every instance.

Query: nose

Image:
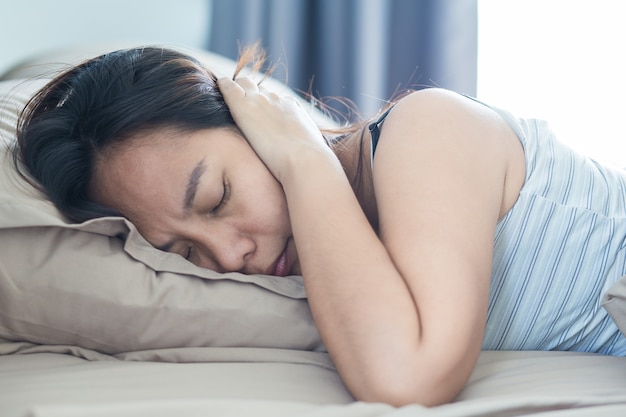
[193,222,255,273]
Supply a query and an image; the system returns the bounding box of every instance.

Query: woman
[13,46,626,406]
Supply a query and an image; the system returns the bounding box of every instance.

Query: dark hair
[13,47,238,222]
[13,45,376,226]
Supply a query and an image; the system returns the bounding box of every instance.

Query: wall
[0,0,211,75]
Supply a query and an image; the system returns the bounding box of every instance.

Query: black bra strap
[368,105,394,158]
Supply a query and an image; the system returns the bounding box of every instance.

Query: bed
[1,44,626,417]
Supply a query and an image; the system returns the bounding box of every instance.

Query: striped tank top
[369,98,626,355]
[485,106,626,354]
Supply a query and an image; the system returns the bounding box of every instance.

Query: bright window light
[477,0,626,167]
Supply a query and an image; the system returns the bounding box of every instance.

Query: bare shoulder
[374,87,525,220]
[372,87,516,248]
[382,87,519,152]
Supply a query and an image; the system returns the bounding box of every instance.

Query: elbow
[349,363,467,407]
[356,380,459,408]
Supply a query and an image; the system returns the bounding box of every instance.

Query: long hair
[13,47,249,222]
[12,45,373,224]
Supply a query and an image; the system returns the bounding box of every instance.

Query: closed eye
[210,178,230,215]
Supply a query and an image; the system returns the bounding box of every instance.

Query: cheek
[268,175,291,227]
[243,173,291,232]
[234,147,291,232]
[274,191,291,230]
[263,184,291,230]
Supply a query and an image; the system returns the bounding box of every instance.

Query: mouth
[269,240,290,277]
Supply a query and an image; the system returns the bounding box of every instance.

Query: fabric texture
[602,274,626,337]
[0,47,328,354]
[2,348,626,417]
[482,106,626,354]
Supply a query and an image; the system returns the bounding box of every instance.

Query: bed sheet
[2,344,626,417]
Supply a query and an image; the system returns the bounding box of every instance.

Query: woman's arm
[218,79,521,406]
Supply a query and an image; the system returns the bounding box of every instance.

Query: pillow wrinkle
[0,47,330,355]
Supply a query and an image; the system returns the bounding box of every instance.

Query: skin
[92,127,301,277]
[94,79,527,407]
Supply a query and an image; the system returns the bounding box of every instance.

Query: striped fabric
[483,107,626,355]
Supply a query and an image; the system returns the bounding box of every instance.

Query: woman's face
[92,127,301,277]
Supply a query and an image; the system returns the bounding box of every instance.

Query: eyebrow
[184,159,208,212]
[156,159,207,253]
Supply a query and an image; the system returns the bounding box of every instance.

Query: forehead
[91,127,246,219]
[92,130,204,220]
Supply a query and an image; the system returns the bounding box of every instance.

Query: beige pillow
[0,49,326,354]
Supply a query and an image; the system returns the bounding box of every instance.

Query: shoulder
[369,88,526,275]
[383,87,513,140]
[373,88,524,219]
[374,87,514,179]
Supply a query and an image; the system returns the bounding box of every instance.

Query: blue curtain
[209,0,477,120]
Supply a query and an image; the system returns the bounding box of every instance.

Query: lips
[270,241,290,277]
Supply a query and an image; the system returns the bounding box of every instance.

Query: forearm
[283,152,460,406]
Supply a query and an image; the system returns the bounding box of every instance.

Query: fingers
[217,77,258,98]
[218,77,273,122]
[216,77,246,107]
[235,77,259,92]
[218,77,278,97]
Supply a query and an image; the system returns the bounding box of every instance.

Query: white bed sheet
[2,345,626,417]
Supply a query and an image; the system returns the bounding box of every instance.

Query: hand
[217,77,336,182]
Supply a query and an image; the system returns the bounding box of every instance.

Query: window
[477,0,626,166]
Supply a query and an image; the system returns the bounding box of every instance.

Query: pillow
[0,46,327,354]
[602,274,626,338]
